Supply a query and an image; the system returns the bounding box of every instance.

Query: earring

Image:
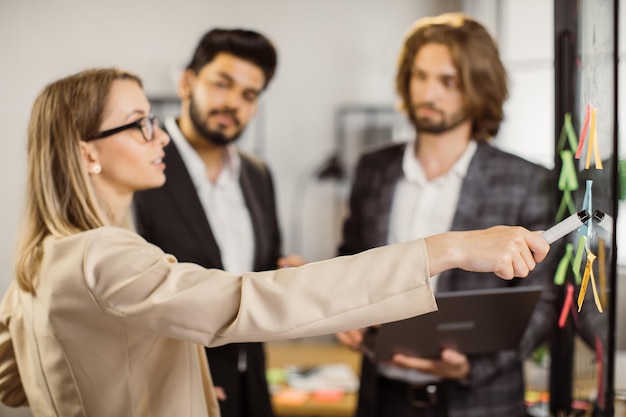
[91,164,102,175]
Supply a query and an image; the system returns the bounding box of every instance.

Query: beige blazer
[0,227,436,417]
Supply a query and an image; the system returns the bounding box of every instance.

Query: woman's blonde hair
[15,68,143,293]
[395,13,508,141]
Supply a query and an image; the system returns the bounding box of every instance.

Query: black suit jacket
[133,136,280,417]
[340,141,560,417]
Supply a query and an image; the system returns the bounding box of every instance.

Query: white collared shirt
[387,139,477,291]
[379,139,476,385]
[165,116,254,276]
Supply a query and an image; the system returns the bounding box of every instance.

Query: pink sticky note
[575,104,591,159]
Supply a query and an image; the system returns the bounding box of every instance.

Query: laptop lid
[371,285,543,360]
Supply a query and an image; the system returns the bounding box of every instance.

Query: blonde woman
[0,68,549,417]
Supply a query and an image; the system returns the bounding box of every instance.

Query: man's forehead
[412,45,458,77]
[198,54,265,89]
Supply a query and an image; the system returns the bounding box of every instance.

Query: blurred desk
[265,341,361,417]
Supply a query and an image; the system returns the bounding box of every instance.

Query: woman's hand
[277,254,307,268]
[425,226,550,280]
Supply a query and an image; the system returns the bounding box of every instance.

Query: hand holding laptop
[391,348,470,380]
[370,287,543,362]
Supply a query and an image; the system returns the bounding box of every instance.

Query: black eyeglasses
[84,115,160,142]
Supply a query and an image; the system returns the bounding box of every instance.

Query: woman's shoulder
[48,227,167,266]
[82,227,167,258]
[47,227,145,249]
[88,226,144,241]
[78,227,177,289]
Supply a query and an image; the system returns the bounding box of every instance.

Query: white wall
[0,0,455,295]
[0,0,556,285]
[496,0,555,169]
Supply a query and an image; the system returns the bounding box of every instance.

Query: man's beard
[411,103,469,135]
[189,94,244,146]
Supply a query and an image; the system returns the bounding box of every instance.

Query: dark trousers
[378,377,448,417]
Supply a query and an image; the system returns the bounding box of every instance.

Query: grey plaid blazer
[339,141,560,417]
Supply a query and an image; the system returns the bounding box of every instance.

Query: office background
[0,1,623,416]
[0,0,555,286]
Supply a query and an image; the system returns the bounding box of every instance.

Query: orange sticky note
[592,117,603,170]
[589,253,603,313]
[585,109,595,168]
[585,109,603,170]
[577,250,602,312]
[577,251,595,311]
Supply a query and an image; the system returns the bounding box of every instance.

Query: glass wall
[552,0,619,415]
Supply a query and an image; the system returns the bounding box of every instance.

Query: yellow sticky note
[577,250,601,312]
[589,256,603,313]
[577,265,590,311]
[577,251,595,312]
[599,238,607,307]
[585,109,603,170]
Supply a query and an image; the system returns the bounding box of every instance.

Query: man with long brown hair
[337,13,558,417]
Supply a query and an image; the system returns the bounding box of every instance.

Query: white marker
[592,210,613,233]
[542,210,591,244]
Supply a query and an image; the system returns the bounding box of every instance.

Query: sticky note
[554,243,573,285]
[572,235,587,284]
[585,108,603,170]
[577,257,591,312]
[558,283,574,328]
[575,104,591,159]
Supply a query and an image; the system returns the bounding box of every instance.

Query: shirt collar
[165,116,241,186]
[402,138,477,184]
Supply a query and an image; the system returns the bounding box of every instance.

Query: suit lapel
[238,158,266,271]
[375,146,405,246]
[162,140,224,268]
[450,143,492,231]
[438,143,491,291]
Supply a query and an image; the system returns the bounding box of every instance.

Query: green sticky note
[572,235,587,284]
[554,243,573,285]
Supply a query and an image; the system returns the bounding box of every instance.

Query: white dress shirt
[388,139,477,290]
[380,139,477,385]
[165,116,254,276]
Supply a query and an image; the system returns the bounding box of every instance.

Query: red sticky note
[558,283,574,328]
